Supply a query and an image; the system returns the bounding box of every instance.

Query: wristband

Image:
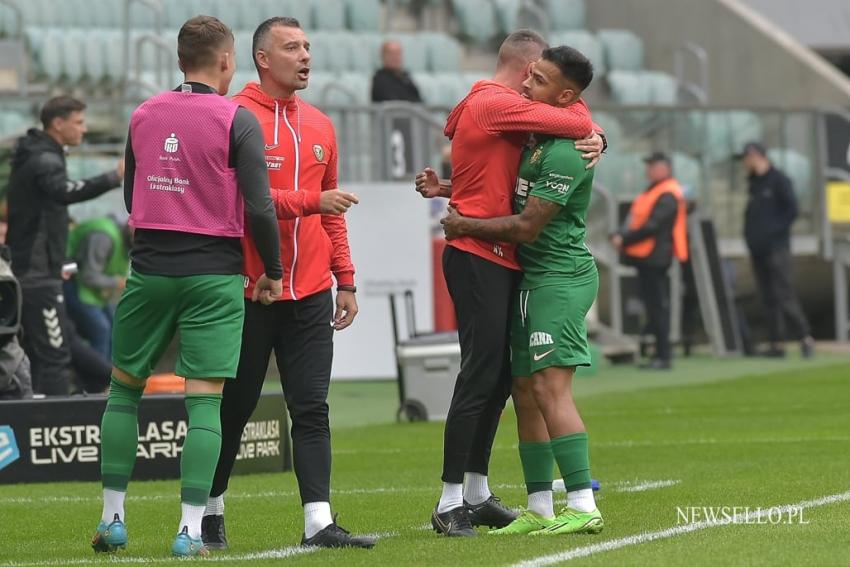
[337,285,357,293]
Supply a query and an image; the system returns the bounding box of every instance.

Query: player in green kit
[442,45,602,536]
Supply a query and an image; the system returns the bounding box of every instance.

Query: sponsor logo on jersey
[164,133,179,153]
[529,331,554,347]
[516,177,530,198]
[266,155,284,170]
[530,146,543,164]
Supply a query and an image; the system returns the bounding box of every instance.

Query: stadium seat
[411,72,441,106]
[646,71,679,105]
[671,152,702,199]
[549,30,606,76]
[234,30,255,72]
[163,1,193,29]
[607,70,652,105]
[591,112,624,152]
[308,33,338,73]
[345,0,380,32]
[351,33,383,73]
[425,32,461,73]
[593,151,645,196]
[492,0,520,35]
[681,111,763,163]
[311,0,346,31]
[0,110,31,140]
[451,0,498,44]
[607,70,679,105]
[540,0,586,31]
[81,32,107,84]
[39,29,64,82]
[597,29,644,71]
[767,148,812,199]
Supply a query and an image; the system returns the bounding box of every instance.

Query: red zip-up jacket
[445,80,596,270]
[234,82,354,300]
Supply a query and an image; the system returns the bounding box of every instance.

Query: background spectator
[371,40,423,103]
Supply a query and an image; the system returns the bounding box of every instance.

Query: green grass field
[3,353,850,566]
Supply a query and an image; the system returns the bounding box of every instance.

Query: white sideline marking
[616,479,681,493]
[511,490,850,567]
[0,545,317,567]
[0,531,400,567]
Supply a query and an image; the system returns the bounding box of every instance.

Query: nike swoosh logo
[264,144,279,151]
[533,348,556,362]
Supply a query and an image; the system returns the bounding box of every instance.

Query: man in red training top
[202,17,374,550]
[416,29,605,537]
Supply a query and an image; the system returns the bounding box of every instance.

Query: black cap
[643,151,671,164]
[734,141,767,160]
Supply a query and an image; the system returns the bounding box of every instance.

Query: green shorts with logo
[510,275,599,376]
[111,271,245,380]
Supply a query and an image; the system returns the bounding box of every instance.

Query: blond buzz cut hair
[497,29,549,69]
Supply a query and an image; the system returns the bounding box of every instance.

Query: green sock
[100,377,144,491]
[551,432,592,491]
[519,441,556,494]
[181,394,223,505]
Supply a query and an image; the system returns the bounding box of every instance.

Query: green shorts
[111,271,245,380]
[510,277,599,376]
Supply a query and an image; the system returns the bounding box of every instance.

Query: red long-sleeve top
[445,80,595,269]
[235,82,354,301]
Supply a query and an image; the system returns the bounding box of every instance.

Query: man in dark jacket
[612,152,688,370]
[6,96,123,395]
[738,142,814,358]
[370,40,422,103]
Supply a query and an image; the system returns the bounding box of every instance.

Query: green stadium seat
[345,0,380,32]
[425,32,461,72]
[646,71,678,105]
[492,0,520,35]
[311,0,346,31]
[671,152,702,199]
[597,29,644,71]
[540,0,586,31]
[607,71,652,105]
[163,1,193,30]
[593,151,645,197]
[607,70,679,105]
[411,72,440,105]
[234,31,255,72]
[81,32,107,84]
[591,112,624,152]
[40,29,64,81]
[350,33,382,73]
[451,0,498,44]
[549,30,606,76]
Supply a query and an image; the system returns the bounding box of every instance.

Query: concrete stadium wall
[585,0,850,107]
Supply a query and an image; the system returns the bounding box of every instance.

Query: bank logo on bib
[0,426,20,471]
[164,133,179,153]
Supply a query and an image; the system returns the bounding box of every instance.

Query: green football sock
[519,441,555,494]
[100,377,144,491]
[180,394,223,506]
[551,432,592,492]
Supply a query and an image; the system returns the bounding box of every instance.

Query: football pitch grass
[2,352,850,566]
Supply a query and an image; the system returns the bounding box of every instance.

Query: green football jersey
[514,136,596,289]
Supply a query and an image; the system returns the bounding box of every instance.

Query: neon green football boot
[529,507,603,535]
[489,510,555,535]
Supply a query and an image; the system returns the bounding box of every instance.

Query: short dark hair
[497,29,548,68]
[541,45,594,91]
[177,15,234,73]
[252,17,302,72]
[40,96,85,130]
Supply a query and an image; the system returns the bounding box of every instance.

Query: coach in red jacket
[202,17,374,550]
